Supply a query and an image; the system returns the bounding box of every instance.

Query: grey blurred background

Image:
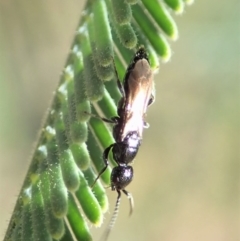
[0,1,239,241]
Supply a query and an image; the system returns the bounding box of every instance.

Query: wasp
[91,47,155,240]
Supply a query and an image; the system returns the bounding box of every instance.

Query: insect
[91,47,155,240]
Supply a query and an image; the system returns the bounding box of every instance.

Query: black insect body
[92,47,155,240]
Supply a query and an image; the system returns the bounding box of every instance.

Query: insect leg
[148,93,155,106]
[91,144,114,188]
[143,121,150,128]
[84,111,117,124]
[112,56,125,98]
[122,189,134,216]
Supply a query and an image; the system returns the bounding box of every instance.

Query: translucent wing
[121,58,154,138]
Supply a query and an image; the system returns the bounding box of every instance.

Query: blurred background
[0,1,239,241]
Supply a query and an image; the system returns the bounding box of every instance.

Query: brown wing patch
[125,59,153,117]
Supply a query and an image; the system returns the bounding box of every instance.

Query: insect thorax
[112,131,141,165]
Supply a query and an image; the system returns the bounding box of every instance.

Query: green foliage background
[0,1,239,241]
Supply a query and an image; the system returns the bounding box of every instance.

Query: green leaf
[3,0,193,240]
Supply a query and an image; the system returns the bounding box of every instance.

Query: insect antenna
[100,190,121,241]
[100,189,134,241]
[122,189,134,216]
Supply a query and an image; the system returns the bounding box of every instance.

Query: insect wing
[120,58,153,138]
[126,58,153,118]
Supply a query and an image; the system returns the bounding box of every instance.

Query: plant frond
[4,1,193,240]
